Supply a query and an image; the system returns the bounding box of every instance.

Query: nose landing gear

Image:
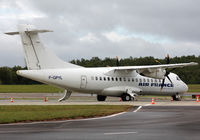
[172,94,181,101]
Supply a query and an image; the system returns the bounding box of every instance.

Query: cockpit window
[176,76,181,81]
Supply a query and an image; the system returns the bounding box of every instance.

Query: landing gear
[172,94,181,101]
[97,95,107,101]
[121,93,133,101]
[58,89,72,102]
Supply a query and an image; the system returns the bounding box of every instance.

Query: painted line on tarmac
[144,104,151,106]
[133,106,142,112]
[133,103,152,112]
[104,131,137,135]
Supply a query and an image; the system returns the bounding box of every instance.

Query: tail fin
[5,24,81,70]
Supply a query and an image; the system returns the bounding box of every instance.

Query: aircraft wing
[105,62,198,78]
[111,62,198,70]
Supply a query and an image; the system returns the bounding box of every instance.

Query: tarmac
[0,92,199,106]
[0,105,200,140]
[0,93,200,140]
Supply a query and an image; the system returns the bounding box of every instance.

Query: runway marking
[104,131,137,135]
[133,106,142,112]
[133,104,151,112]
[144,104,151,106]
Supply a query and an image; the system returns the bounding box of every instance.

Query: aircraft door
[80,75,87,89]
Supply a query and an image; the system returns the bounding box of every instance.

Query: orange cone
[152,97,155,104]
[196,96,199,102]
[10,98,13,103]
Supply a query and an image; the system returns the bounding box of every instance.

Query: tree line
[0,55,199,85]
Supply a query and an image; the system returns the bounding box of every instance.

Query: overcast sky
[0,0,200,67]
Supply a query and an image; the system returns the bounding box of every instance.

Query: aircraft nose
[183,83,188,92]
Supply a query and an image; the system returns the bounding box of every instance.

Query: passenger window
[119,77,122,81]
[100,77,102,81]
[104,77,106,81]
[128,78,130,82]
[112,77,114,81]
[132,78,134,82]
[151,79,153,82]
[159,79,161,83]
[123,77,126,81]
[143,79,146,82]
[115,77,118,81]
[107,77,110,81]
[147,79,149,82]
[95,77,98,80]
[139,79,142,82]
[155,79,157,82]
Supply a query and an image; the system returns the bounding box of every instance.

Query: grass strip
[188,84,200,92]
[0,105,132,124]
[0,85,63,93]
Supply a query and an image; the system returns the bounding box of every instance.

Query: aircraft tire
[121,94,132,101]
[97,95,107,101]
[172,94,181,101]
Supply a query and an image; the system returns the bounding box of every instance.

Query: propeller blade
[161,78,165,90]
[166,54,170,64]
[166,75,173,84]
[116,56,119,66]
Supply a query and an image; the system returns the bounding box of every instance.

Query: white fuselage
[17,67,188,97]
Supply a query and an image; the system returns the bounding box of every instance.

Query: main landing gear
[97,95,107,101]
[172,94,181,101]
[121,93,134,101]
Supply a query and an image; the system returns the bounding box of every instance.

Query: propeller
[116,56,119,67]
[160,54,175,90]
[106,56,119,67]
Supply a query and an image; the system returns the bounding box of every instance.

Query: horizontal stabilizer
[25,29,53,34]
[5,32,19,35]
[5,29,53,36]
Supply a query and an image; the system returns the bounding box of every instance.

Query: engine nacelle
[138,68,166,79]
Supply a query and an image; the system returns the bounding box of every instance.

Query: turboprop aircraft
[5,25,198,101]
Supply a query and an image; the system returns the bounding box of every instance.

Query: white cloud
[0,0,46,20]
[103,32,130,42]
[79,33,99,43]
[0,0,200,67]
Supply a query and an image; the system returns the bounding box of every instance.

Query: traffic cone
[10,98,13,103]
[152,97,155,104]
[171,97,173,102]
[196,96,199,102]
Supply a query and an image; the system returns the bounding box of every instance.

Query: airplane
[5,24,198,102]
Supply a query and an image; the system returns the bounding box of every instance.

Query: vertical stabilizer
[5,24,81,70]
